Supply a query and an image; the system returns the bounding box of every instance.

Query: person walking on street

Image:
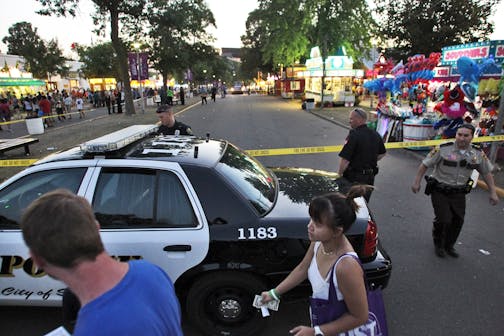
[110,91,116,113]
[38,95,53,127]
[105,93,112,114]
[211,86,217,102]
[261,186,371,336]
[55,99,66,121]
[179,86,185,105]
[0,98,12,132]
[63,94,73,119]
[23,97,34,117]
[167,87,174,106]
[338,108,386,202]
[200,86,208,105]
[20,189,183,336]
[411,123,499,258]
[155,104,193,136]
[75,96,85,119]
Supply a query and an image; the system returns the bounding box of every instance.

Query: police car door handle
[163,245,192,252]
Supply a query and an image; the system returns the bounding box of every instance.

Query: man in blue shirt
[21,189,183,336]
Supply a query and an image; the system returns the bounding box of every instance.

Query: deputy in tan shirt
[411,123,498,258]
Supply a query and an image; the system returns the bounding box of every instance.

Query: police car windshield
[216,144,276,215]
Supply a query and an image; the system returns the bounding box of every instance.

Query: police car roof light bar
[80,125,158,153]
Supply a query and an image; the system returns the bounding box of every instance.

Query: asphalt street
[0,94,503,335]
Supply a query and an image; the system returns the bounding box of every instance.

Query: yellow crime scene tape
[1,135,503,167]
[0,159,38,167]
[246,134,504,157]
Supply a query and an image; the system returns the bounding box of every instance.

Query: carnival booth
[364,42,503,149]
[434,41,504,138]
[303,46,364,105]
[364,53,441,144]
[0,54,47,97]
[280,64,306,99]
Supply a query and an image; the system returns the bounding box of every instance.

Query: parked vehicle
[0,125,392,335]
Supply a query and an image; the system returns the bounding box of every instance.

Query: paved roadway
[1,94,503,335]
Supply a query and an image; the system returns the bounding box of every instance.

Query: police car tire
[186,271,268,336]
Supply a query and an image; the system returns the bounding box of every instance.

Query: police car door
[0,163,95,305]
[84,160,209,283]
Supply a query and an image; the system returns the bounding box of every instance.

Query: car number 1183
[237,227,278,240]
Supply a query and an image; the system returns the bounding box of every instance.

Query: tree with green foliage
[375,0,499,61]
[36,0,147,115]
[2,21,69,81]
[144,0,216,90]
[241,0,374,102]
[241,7,282,80]
[75,42,120,79]
[305,0,375,103]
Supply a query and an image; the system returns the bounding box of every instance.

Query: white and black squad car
[0,125,392,336]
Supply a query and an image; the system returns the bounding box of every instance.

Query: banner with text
[128,52,149,80]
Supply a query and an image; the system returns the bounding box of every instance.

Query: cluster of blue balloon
[456,56,501,101]
[363,70,435,96]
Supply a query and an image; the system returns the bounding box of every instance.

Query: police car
[0,125,391,336]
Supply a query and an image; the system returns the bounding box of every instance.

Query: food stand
[303,47,364,105]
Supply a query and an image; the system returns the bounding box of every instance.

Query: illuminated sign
[441,40,504,65]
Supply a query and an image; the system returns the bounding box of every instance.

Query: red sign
[435,67,450,77]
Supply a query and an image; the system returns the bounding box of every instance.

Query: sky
[0,0,259,57]
[0,0,503,58]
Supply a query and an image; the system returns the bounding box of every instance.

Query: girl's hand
[260,291,272,303]
[289,325,314,336]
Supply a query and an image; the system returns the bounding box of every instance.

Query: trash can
[25,117,44,135]
[305,98,315,110]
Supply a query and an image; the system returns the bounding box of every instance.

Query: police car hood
[267,167,369,234]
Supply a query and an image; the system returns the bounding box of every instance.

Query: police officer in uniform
[411,124,499,258]
[338,108,386,202]
[156,104,193,136]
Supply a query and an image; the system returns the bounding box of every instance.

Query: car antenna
[194,146,199,158]
[206,133,210,142]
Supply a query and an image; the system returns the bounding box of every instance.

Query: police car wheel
[186,272,268,336]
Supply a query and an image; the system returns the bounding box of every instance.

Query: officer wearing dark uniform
[156,104,193,136]
[412,124,499,258]
[338,108,386,202]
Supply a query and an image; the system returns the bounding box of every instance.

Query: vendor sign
[0,78,45,87]
[441,40,504,66]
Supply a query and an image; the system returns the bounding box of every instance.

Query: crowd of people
[0,88,127,129]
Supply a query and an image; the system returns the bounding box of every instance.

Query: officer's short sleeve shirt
[423,143,493,186]
[339,125,386,170]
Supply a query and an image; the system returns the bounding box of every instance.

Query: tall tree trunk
[109,8,135,115]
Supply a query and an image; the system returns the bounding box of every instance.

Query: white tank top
[307,241,358,301]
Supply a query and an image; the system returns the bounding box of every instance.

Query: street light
[133,42,145,113]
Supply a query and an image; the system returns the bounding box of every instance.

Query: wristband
[269,288,280,301]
